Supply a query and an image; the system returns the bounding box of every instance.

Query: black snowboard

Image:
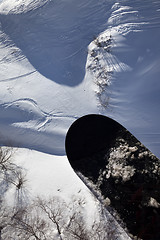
[65,114,160,240]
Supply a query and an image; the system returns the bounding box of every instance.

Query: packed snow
[0,0,160,157]
[0,0,160,238]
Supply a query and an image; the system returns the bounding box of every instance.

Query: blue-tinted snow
[0,0,159,158]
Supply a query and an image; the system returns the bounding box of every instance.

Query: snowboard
[65,114,160,240]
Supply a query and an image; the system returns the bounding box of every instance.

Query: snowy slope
[0,0,159,238]
[106,0,160,158]
[5,147,130,240]
[0,0,113,154]
[0,0,159,199]
[0,0,160,157]
[87,0,160,158]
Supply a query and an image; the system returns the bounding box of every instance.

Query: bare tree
[37,197,66,240]
[0,146,27,206]
[64,212,90,240]
[0,204,11,240]
[0,146,28,239]
[8,206,48,240]
[7,195,122,240]
[0,147,123,240]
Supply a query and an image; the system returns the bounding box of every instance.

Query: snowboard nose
[65,114,160,240]
[65,114,121,163]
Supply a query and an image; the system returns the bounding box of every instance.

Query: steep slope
[0,0,113,154]
[87,0,160,158]
[0,1,159,239]
[108,0,160,158]
[0,0,160,157]
[0,0,160,156]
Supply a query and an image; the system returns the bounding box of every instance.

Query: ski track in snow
[0,96,78,154]
[2,97,78,120]
[0,1,159,238]
[0,0,113,154]
[0,70,37,82]
[0,0,160,157]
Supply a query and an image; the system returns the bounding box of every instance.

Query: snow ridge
[86,1,146,109]
[0,0,50,14]
[85,0,160,158]
[0,0,160,156]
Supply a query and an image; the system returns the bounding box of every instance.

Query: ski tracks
[0,97,77,130]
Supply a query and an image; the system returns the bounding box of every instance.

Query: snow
[102,0,160,158]
[105,142,136,182]
[6,148,90,202]
[4,147,131,239]
[0,0,49,14]
[0,0,159,156]
[0,0,112,154]
[0,0,160,238]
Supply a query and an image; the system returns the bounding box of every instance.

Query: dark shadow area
[65,114,160,240]
[0,0,112,86]
[65,114,121,161]
[65,114,121,179]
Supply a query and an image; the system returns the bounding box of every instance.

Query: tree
[0,146,27,239]
[8,196,121,240]
[0,146,122,239]
[0,147,27,201]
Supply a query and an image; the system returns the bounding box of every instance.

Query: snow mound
[0,0,160,157]
[0,0,49,14]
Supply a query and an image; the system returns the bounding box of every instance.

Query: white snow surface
[0,0,160,157]
[0,0,160,238]
[4,147,130,240]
